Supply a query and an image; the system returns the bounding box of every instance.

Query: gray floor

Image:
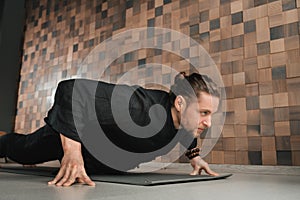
[1,161,300,200]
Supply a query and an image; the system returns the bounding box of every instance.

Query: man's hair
[169,72,220,105]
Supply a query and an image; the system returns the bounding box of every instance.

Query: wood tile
[290,121,300,135]
[256,4,268,18]
[246,83,259,96]
[231,0,243,13]
[276,136,291,150]
[235,110,247,124]
[292,151,300,165]
[274,107,290,121]
[243,0,254,10]
[288,91,300,106]
[256,17,270,42]
[210,29,221,41]
[248,151,262,164]
[233,97,246,111]
[270,52,287,67]
[285,35,300,51]
[289,106,300,121]
[244,57,258,71]
[268,1,283,16]
[243,7,256,21]
[257,41,270,55]
[287,63,300,78]
[269,13,284,28]
[245,69,258,83]
[231,23,244,37]
[209,7,220,19]
[225,99,235,111]
[259,94,273,109]
[277,150,292,165]
[257,55,270,69]
[247,125,260,136]
[287,77,300,92]
[283,9,298,24]
[220,3,231,18]
[222,124,235,137]
[236,151,249,164]
[199,21,209,33]
[224,151,236,164]
[245,44,257,58]
[235,137,248,151]
[262,151,277,165]
[222,74,233,86]
[247,110,260,124]
[287,49,300,64]
[234,124,247,137]
[270,39,285,53]
[212,137,223,151]
[282,0,297,11]
[248,137,262,151]
[290,136,300,150]
[274,92,289,107]
[244,32,256,46]
[272,65,286,80]
[232,60,244,73]
[260,108,274,125]
[233,72,246,85]
[221,62,233,75]
[274,121,291,136]
[273,79,287,93]
[211,151,225,164]
[225,86,234,99]
[221,138,235,152]
[258,68,272,82]
[262,136,276,151]
[261,125,275,136]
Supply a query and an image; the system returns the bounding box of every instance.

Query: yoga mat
[0,166,232,186]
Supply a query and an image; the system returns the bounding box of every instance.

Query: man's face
[180,92,219,138]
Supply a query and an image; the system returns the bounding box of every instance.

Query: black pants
[0,125,123,174]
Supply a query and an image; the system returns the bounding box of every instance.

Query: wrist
[60,134,81,153]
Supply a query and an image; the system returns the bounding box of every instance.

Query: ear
[174,95,186,112]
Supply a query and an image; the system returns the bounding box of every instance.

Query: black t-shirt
[45,79,196,155]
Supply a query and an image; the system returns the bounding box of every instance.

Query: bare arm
[48,134,95,187]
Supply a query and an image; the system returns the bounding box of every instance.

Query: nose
[201,116,211,128]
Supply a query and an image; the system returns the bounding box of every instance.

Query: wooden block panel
[16,0,300,166]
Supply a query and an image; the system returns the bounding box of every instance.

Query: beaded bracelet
[185,147,201,159]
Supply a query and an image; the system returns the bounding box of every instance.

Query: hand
[48,134,95,187]
[48,151,95,187]
[189,156,219,176]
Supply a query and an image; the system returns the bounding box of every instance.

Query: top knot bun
[174,72,187,83]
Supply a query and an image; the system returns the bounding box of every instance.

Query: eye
[200,111,210,116]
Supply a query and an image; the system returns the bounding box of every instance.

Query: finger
[62,167,78,187]
[77,178,85,184]
[48,167,66,185]
[80,173,95,186]
[203,166,219,176]
[56,166,72,186]
[190,167,199,176]
[198,168,203,175]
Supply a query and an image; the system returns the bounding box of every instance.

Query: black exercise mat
[0,166,232,186]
